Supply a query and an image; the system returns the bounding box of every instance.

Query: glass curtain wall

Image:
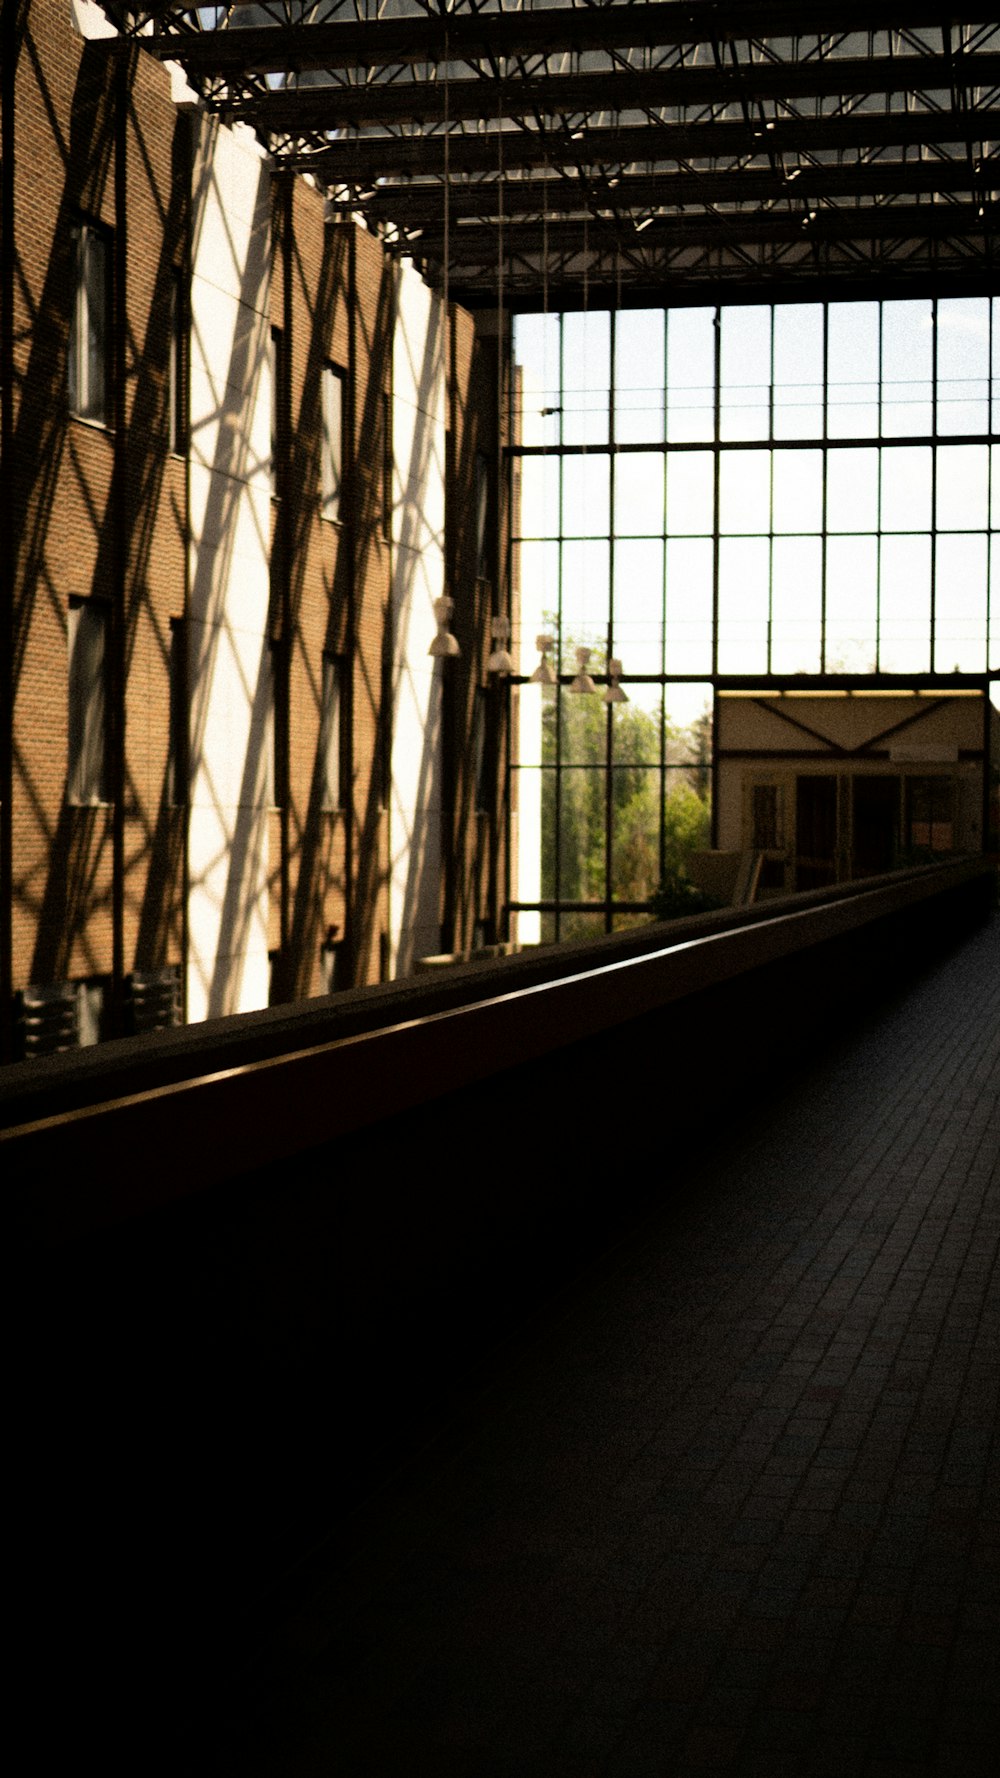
[511,297,998,942]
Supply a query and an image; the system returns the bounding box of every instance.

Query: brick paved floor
[218,915,999,1778]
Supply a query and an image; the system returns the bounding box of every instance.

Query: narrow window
[168,269,187,454]
[68,222,110,424]
[320,652,347,812]
[475,450,490,580]
[265,638,283,809]
[751,783,783,850]
[270,326,284,493]
[473,686,492,815]
[67,597,108,804]
[168,617,187,806]
[382,390,393,539]
[907,777,954,854]
[322,363,345,521]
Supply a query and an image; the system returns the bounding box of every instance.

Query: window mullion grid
[554,314,565,943]
[987,360,994,671]
[712,307,721,682]
[930,296,938,672]
[767,338,775,677]
[606,311,615,932]
[821,301,829,674]
[659,437,668,893]
[876,300,884,672]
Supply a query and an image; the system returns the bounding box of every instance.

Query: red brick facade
[1,0,509,1058]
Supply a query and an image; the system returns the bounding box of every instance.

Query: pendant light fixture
[570,647,596,695]
[603,659,628,703]
[488,616,514,675]
[529,633,556,685]
[429,593,460,657]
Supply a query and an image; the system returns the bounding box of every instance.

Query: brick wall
[2,0,506,1054]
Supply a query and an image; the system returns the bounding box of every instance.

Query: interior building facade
[1,0,512,1060]
[2,1,997,1056]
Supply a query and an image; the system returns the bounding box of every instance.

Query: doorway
[852,776,901,877]
[795,775,837,891]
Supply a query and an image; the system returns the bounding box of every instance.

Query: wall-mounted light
[603,659,628,704]
[429,593,460,657]
[569,647,596,695]
[529,633,556,685]
[488,616,514,676]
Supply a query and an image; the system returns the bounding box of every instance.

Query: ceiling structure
[104,3,998,307]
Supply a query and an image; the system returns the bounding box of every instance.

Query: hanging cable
[495,91,505,655]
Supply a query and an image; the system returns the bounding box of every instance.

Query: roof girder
[149,5,995,77]
[335,158,997,224]
[280,109,1000,180]
[215,54,1000,133]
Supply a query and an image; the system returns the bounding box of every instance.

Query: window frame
[68,219,112,426]
[270,325,285,495]
[319,651,348,813]
[321,362,346,522]
[168,267,187,456]
[168,616,188,807]
[67,595,110,806]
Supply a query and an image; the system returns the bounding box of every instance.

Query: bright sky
[512,297,998,720]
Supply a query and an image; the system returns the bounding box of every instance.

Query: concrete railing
[6,856,993,1243]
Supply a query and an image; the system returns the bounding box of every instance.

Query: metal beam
[278,108,1000,181]
[345,157,996,225]
[407,198,996,260]
[153,7,996,77]
[220,55,1000,133]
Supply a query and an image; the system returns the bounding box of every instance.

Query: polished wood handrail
[5,858,992,1242]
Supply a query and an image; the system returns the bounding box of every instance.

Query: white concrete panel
[190,120,270,306]
[187,476,271,649]
[393,262,445,423]
[186,804,270,1024]
[187,620,272,812]
[188,289,270,489]
[390,264,447,976]
[392,403,446,556]
[187,114,272,1022]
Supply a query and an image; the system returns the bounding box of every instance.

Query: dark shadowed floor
[215,914,999,1778]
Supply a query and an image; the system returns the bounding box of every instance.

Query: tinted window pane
[666,451,714,534]
[562,454,610,536]
[615,309,664,443]
[936,297,990,435]
[881,300,933,437]
[827,447,879,532]
[771,537,822,673]
[562,311,609,445]
[665,538,713,675]
[612,766,661,901]
[613,452,664,536]
[516,453,560,538]
[879,535,931,671]
[513,313,561,447]
[720,450,770,534]
[666,307,715,442]
[560,539,609,655]
[772,449,823,533]
[826,535,878,672]
[880,446,932,531]
[773,304,824,439]
[718,537,769,673]
[558,767,607,899]
[613,539,663,676]
[936,445,989,531]
[827,302,879,438]
[720,305,771,441]
[514,540,560,637]
[935,534,988,672]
